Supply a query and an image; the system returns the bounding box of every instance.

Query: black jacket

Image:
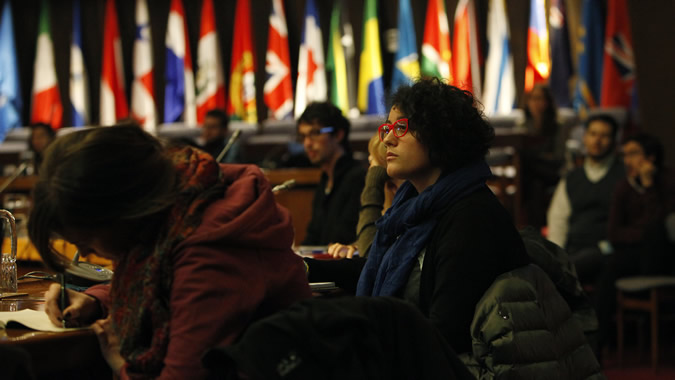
[302,154,365,245]
[418,186,531,353]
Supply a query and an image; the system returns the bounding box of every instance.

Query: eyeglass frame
[378,118,409,142]
[296,126,335,142]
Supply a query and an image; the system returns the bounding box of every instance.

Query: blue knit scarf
[356,160,492,297]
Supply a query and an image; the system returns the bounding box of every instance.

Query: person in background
[518,84,567,229]
[356,78,530,353]
[595,132,675,351]
[30,125,311,379]
[297,102,365,246]
[28,123,56,172]
[546,114,624,283]
[201,109,242,163]
[327,133,403,259]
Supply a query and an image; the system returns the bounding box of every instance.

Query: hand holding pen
[59,273,70,328]
[44,282,100,328]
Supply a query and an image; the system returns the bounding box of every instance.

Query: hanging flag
[131,0,156,132]
[548,0,572,107]
[600,0,635,108]
[100,0,129,125]
[452,0,482,97]
[70,0,88,127]
[264,0,293,120]
[391,0,420,92]
[165,0,196,125]
[294,0,326,118]
[573,0,604,115]
[420,0,451,81]
[327,0,358,117]
[227,0,257,123]
[483,0,515,116]
[357,0,385,115]
[31,0,63,129]
[524,0,550,92]
[196,0,226,123]
[0,1,22,140]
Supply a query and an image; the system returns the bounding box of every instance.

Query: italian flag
[420,0,452,81]
[31,0,62,129]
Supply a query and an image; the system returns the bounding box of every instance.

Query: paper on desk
[0,309,87,332]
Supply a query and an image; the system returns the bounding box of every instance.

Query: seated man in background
[29,123,56,172]
[546,114,624,283]
[200,109,242,163]
[596,132,675,350]
[297,102,365,246]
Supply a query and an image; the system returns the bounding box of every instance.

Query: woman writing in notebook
[355,78,530,352]
[30,125,311,379]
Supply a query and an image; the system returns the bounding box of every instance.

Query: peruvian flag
[227,0,257,123]
[165,0,196,125]
[100,0,128,125]
[600,0,635,107]
[264,0,293,120]
[452,0,482,97]
[131,0,156,132]
[31,0,63,129]
[420,0,452,81]
[196,0,226,124]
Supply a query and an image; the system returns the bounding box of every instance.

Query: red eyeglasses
[378,118,409,142]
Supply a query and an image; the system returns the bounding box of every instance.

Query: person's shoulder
[439,187,504,223]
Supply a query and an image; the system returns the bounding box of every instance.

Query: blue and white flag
[482,0,515,116]
[69,0,88,127]
[391,0,419,93]
[0,1,22,140]
[164,0,196,125]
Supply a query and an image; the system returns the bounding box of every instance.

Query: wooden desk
[0,267,108,378]
[263,168,321,246]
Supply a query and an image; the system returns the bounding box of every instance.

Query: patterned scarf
[110,146,226,378]
[356,160,492,297]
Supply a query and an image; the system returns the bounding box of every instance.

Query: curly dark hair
[390,77,494,172]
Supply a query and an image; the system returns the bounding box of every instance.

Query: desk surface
[0,266,107,377]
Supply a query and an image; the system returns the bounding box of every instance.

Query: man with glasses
[546,114,624,284]
[594,132,675,353]
[297,102,365,246]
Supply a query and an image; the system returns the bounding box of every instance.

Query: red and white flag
[196,0,226,124]
[31,0,62,129]
[600,0,635,108]
[131,0,156,132]
[100,0,128,125]
[452,0,482,97]
[264,0,293,120]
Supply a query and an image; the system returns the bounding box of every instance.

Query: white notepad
[0,309,87,332]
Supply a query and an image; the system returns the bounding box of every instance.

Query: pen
[60,273,69,328]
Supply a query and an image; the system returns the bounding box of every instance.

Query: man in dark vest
[547,114,624,283]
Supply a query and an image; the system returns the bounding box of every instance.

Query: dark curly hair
[390,77,494,172]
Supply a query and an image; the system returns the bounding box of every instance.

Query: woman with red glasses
[356,78,530,354]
